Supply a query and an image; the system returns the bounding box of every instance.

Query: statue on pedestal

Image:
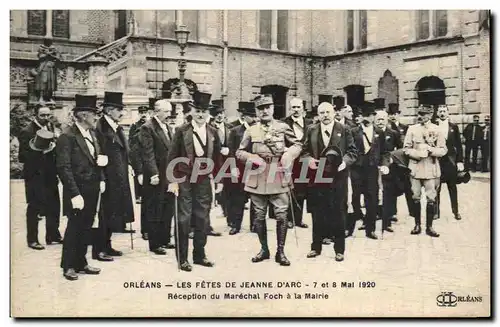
[30,38,61,106]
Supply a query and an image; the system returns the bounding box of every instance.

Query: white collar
[75,122,91,138]
[320,121,335,132]
[291,115,303,126]
[104,114,119,132]
[239,118,245,125]
[362,124,374,131]
[191,120,207,132]
[439,119,449,125]
[154,116,167,128]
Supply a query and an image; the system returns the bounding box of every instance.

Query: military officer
[236,94,302,266]
[282,97,312,229]
[302,102,357,261]
[403,104,447,237]
[435,104,464,221]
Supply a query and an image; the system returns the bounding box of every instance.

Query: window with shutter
[277,10,288,51]
[27,10,46,36]
[52,10,69,39]
[417,10,430,40]
[436,10,447,37]
[259,10,272,49]
[360,10,367,49]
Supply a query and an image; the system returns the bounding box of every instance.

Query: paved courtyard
[10,176,490,317]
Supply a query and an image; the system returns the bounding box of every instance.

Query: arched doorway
[261,84,289,119]
[416,76,445,120]
[344,84,365,109]
[378,70,399,106]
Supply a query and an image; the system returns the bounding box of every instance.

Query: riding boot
[251,220,270,263]
[426,202,440,237]
[410,201,421,235]
[275,221,290,266]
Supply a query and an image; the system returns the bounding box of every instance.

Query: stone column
[86,54,109,98]
[271,10,278,50]
[46,9,53,38]
[353,10,360,50]
[288,10,297,52]
[429,10,435,39]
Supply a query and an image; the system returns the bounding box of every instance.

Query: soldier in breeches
[236,94,302,266]
[403,105,447,237]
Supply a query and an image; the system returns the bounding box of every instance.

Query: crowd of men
[17,90,489,280]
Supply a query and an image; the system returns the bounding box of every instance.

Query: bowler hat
[102,91,125,109]
[373,98,386,110]
[29,129,55,152]
[456,171,471,184]
[254,94,274,108]
[333,96,346,111]
[189,91,212,110]
[238,101,256,117]
[72,94,98,113]
[388,103,400,114]
[320,145,343,175]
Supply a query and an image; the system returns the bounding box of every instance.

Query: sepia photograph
[8,7,491,318]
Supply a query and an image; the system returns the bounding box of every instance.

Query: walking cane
[287,190,299,247]
[128,173,136,250]
[92,192,102,229]
[174,192,181,272]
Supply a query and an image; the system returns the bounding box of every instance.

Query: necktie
[324,129,331,146]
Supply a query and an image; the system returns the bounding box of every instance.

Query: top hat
[72,94,98,113]
[189,91,212,110]
[320,145,343,175]
[238,101,257,117]
[148,98,158,111]
[102,91,125,109]
[254,94,274,108]
[361,101,376,116]
[456,171,471,185]
[306,105,318,119]
[388,103,400,114]
[373,98,386,110]
[417,104,434,114]
[29,129,55,152]
[210,99,225,116]
[318,94,333,105]
[333,96,346,110]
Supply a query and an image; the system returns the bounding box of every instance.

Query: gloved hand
[100,181,106,193]
[379,166,390,175]
[168,183,179,196]
[457,162,464,172]
[97,155,108,167]
[337,161,346,172]
[138,174,144,185]
[71,195,84,210]
[150,175,160,185]
[220,147,229,156]
[308,158,319,170]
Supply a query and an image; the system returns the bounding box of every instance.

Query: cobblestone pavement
[10,177,490,317]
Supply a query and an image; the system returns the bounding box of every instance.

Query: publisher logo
[436,292,457,307]
[436,292,483,307]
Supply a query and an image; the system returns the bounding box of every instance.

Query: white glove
[168,183,179,196]
[308,158,319,170]
[138,174,143,185]
[380,166,390,175]
[71,195,84,210]
[230,168,240,178]
[128,165,135,176]
[249,155,265,166]
[150,175,160,185]
[280,153,293,170]
[100,181,106,193]
[457,162,464,172]
[97,155,108,167]
[215,183,223,194]
[220,147,229,156]
[337,161,346,172]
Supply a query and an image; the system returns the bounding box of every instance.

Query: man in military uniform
[435,105,464,221]
[236,94,302,266]
[404,105,447,237]
[227,101,258,235]
[302,102,357,261]
[282,97,312,229]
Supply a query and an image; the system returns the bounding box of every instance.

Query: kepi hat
[254,94,274,108]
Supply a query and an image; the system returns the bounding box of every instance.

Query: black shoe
[188,231,194,239]
[28,242,45,250]
[193,258,215,267]
[366,232,378,240]
[383,227,394,233]
[426,228,440,238]
[107,248,123,256]
[335,253,344,262]
[46,238,63,245]
[287,221,294,229]
[358,225,366,230]
[96,252,114,261]
[307,250,320,258]
[411,225,422,235]
[121,229,136,234]
[229,228,240,235]
[390,216,398,222]
[208,230,222,237]
[251,249,270,263]
[136,198,142,204]
[454,213,462,220]
[151,248,167,255]
[180,261,192,272]
[322,238,331,245]
[142,233,149,240]
[275,252,291,266]
[76,265,101,275]
[163,243,175,249]
[63,269,78,281]
[433,213,440,220]
[296,222,308,228]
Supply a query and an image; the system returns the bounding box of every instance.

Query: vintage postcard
[9,9,491,317]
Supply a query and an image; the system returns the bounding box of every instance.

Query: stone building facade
[10,10,490,128]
